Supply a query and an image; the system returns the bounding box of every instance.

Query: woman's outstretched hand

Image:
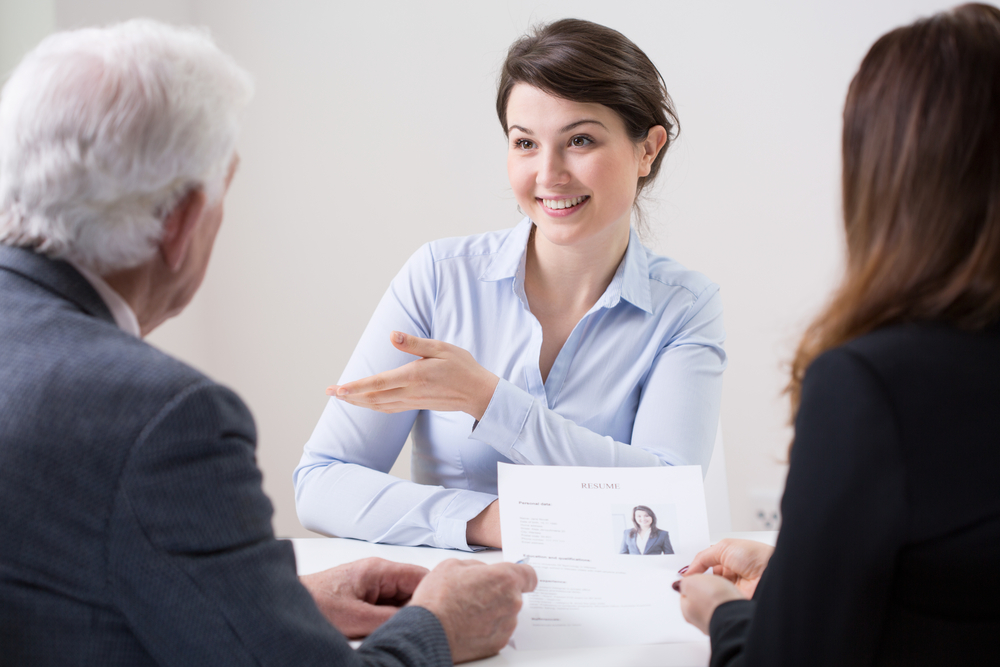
[328,331,500,421]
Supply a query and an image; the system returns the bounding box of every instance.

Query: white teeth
[541,196,587,210]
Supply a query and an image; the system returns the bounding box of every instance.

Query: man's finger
[375,562,429,599]
[499,563,538,592]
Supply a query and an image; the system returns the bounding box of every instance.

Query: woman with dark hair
[677,5,1000,664]
[295,20,725,550]
[621,505,674,555]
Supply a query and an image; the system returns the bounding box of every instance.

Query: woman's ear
[638,125,669,177]
[159,188,207,271]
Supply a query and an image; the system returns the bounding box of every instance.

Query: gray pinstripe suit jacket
[0,244,451,666]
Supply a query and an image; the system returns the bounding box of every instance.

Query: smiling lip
[538,195,590,217]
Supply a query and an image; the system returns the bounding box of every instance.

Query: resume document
[498,463,710,649]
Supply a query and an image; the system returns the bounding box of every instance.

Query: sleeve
[620,531,630,554]
[661,532,674,555]
[294,244,496,551]
[706,347,909,667]
[470,286,725,472]
[109,380,451,667]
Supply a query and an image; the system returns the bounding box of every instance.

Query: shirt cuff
[435,491,499,551]
[470,377,533,459]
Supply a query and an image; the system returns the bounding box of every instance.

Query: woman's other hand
[328,332,501,420]
[676,574,745,635]
[683,538,774,598]
[466,500,501,549]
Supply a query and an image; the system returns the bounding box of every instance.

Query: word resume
[498,463,710,650]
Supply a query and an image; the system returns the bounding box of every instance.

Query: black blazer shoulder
[707,322,1000,666]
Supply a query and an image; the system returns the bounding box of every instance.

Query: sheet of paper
[498,463,710,650]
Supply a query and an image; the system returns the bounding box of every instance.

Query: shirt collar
[479,217,653,314]
[67,260,142,338]
[617,227,653,314]
[479,217,533,282]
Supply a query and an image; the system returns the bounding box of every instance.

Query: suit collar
[0,244,115,325]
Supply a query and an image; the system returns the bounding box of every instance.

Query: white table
[291,531,777,666]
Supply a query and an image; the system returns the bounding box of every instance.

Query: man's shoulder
[79,329,253,443]
[0,286,246,449]
[66,316,216,404]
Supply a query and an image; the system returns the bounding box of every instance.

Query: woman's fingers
[336,388,415,413]
[333,366,413,397]
[677,574,745,635]
[684,542,726,575]
[326,332,498,418]
[390,330,447,358]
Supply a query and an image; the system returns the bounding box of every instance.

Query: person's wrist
[469,371,499,421]
[466,500,501,548]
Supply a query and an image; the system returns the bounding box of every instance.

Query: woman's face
[634,509,653,529]
[505,84,661,251]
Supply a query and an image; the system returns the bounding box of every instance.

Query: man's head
[0,19,252,296]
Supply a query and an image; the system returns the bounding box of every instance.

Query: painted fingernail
[671,580,681,592]
[392,331,405,344]
[678,566,689,575]
[337,388,350,396]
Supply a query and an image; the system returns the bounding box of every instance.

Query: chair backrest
[703,421,732,535]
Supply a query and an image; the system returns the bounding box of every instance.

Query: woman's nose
[536,148,569,188]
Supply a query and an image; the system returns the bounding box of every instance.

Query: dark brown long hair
[496,19,678,230]
[628,504,659,539]
[789,4,1000,427]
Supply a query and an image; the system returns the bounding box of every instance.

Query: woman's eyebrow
[507,119,608,135]
[560,119,607,133]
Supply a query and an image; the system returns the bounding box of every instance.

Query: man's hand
[299,557,428,639]
[677,574,746,635]
[683,538,774,598]
[328,332,500,420]
[410,559,537,664]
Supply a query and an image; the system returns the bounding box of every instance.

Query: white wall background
[1,0,963,537]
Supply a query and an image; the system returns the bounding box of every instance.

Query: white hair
[0,19,253,273]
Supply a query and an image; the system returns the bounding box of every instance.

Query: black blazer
[620,529,674,555]
[708,322,1000,666]
[0,245,451,667]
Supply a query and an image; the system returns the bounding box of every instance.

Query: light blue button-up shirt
[294,218,726,550]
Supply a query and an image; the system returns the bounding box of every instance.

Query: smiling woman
[294,19,726,551]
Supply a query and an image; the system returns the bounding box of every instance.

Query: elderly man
[0,20,534,666]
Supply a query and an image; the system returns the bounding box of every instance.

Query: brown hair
[629,504,660,539]
[789,4,1000,429]
[496,19,678,231]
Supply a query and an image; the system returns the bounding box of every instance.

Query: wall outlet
[750,488,783,531]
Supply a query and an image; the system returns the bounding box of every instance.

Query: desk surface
[291,531,777,667]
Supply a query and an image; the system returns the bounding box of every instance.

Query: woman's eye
[514,138,535,150]
[570,135,593,147]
